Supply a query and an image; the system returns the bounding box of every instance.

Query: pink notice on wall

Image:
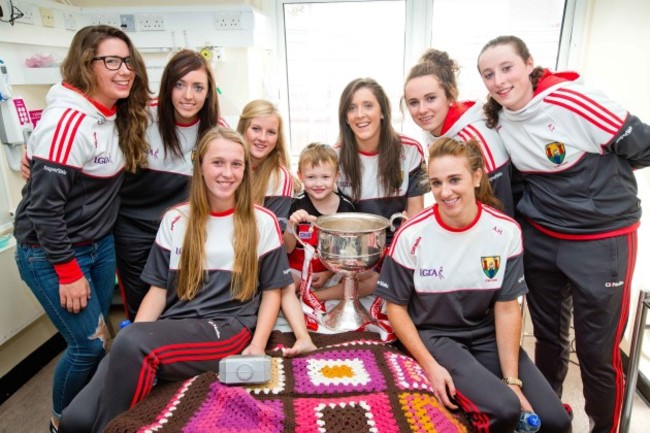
[29,110,43,128]
[11,99,30,126]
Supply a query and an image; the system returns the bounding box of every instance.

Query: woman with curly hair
[13,25,150,432]
[478,34,650,433]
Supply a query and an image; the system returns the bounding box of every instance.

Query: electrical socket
[119,14,136,32]
[214,11,241,30]
[87,14,121,29]
[136,14,165,31]
[13,2,38,25]
[39,7,55,27]
[63,12,79,31]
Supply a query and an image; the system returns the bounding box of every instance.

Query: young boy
[284,143,355,290]
[278,143,388,335]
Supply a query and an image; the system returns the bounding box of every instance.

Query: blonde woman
[237,99,297,228]
[59,128,314,433]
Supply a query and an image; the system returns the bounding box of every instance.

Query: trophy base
[323,298,375,332]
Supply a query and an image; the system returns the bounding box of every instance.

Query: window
[281,1,406,154]
[429,0,567,101]
[278,0,571,154]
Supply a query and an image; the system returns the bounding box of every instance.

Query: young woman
[478,35,650,433]
[115,49,227,320]
[315,77,429,303]
[13,25,149,432]
[404,49,514,216]
[59,128,314,433]
[376,137,571,432]
[236,99,296,228]
[336,78,429,229]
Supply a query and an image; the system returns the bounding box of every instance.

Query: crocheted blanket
[104,331,473,433]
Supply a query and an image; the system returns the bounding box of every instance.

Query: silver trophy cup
[315,212,402,331]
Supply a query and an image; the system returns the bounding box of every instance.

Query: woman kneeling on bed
[59,127,315,433]
[375,137,571,432]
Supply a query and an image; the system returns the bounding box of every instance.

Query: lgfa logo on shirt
[419,266,445,279]
[482,256,500,279]
[545,142,566,165]
[94,153,113,164]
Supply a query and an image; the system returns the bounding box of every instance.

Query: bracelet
[502,377,523,387]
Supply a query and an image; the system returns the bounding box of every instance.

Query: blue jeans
[15,235,116,419]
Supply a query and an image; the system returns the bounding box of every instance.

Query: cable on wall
[0,1,25,26]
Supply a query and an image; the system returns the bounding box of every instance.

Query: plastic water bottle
[119,319,132,329]
[515,411,541,433]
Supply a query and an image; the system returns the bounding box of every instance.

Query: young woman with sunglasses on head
[13,25,149,432]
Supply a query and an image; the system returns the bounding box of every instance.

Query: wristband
[502,377,523,387]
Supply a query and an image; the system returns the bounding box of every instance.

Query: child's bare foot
[282,337,317,357]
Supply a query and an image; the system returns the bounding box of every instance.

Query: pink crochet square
[292,349,386,394]
[384,351,433,391]
[183,381,283,432]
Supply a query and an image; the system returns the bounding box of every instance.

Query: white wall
[579,0,649,119]
[0,84,57,377]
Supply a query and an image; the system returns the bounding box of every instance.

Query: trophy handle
[388,212,407,232]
